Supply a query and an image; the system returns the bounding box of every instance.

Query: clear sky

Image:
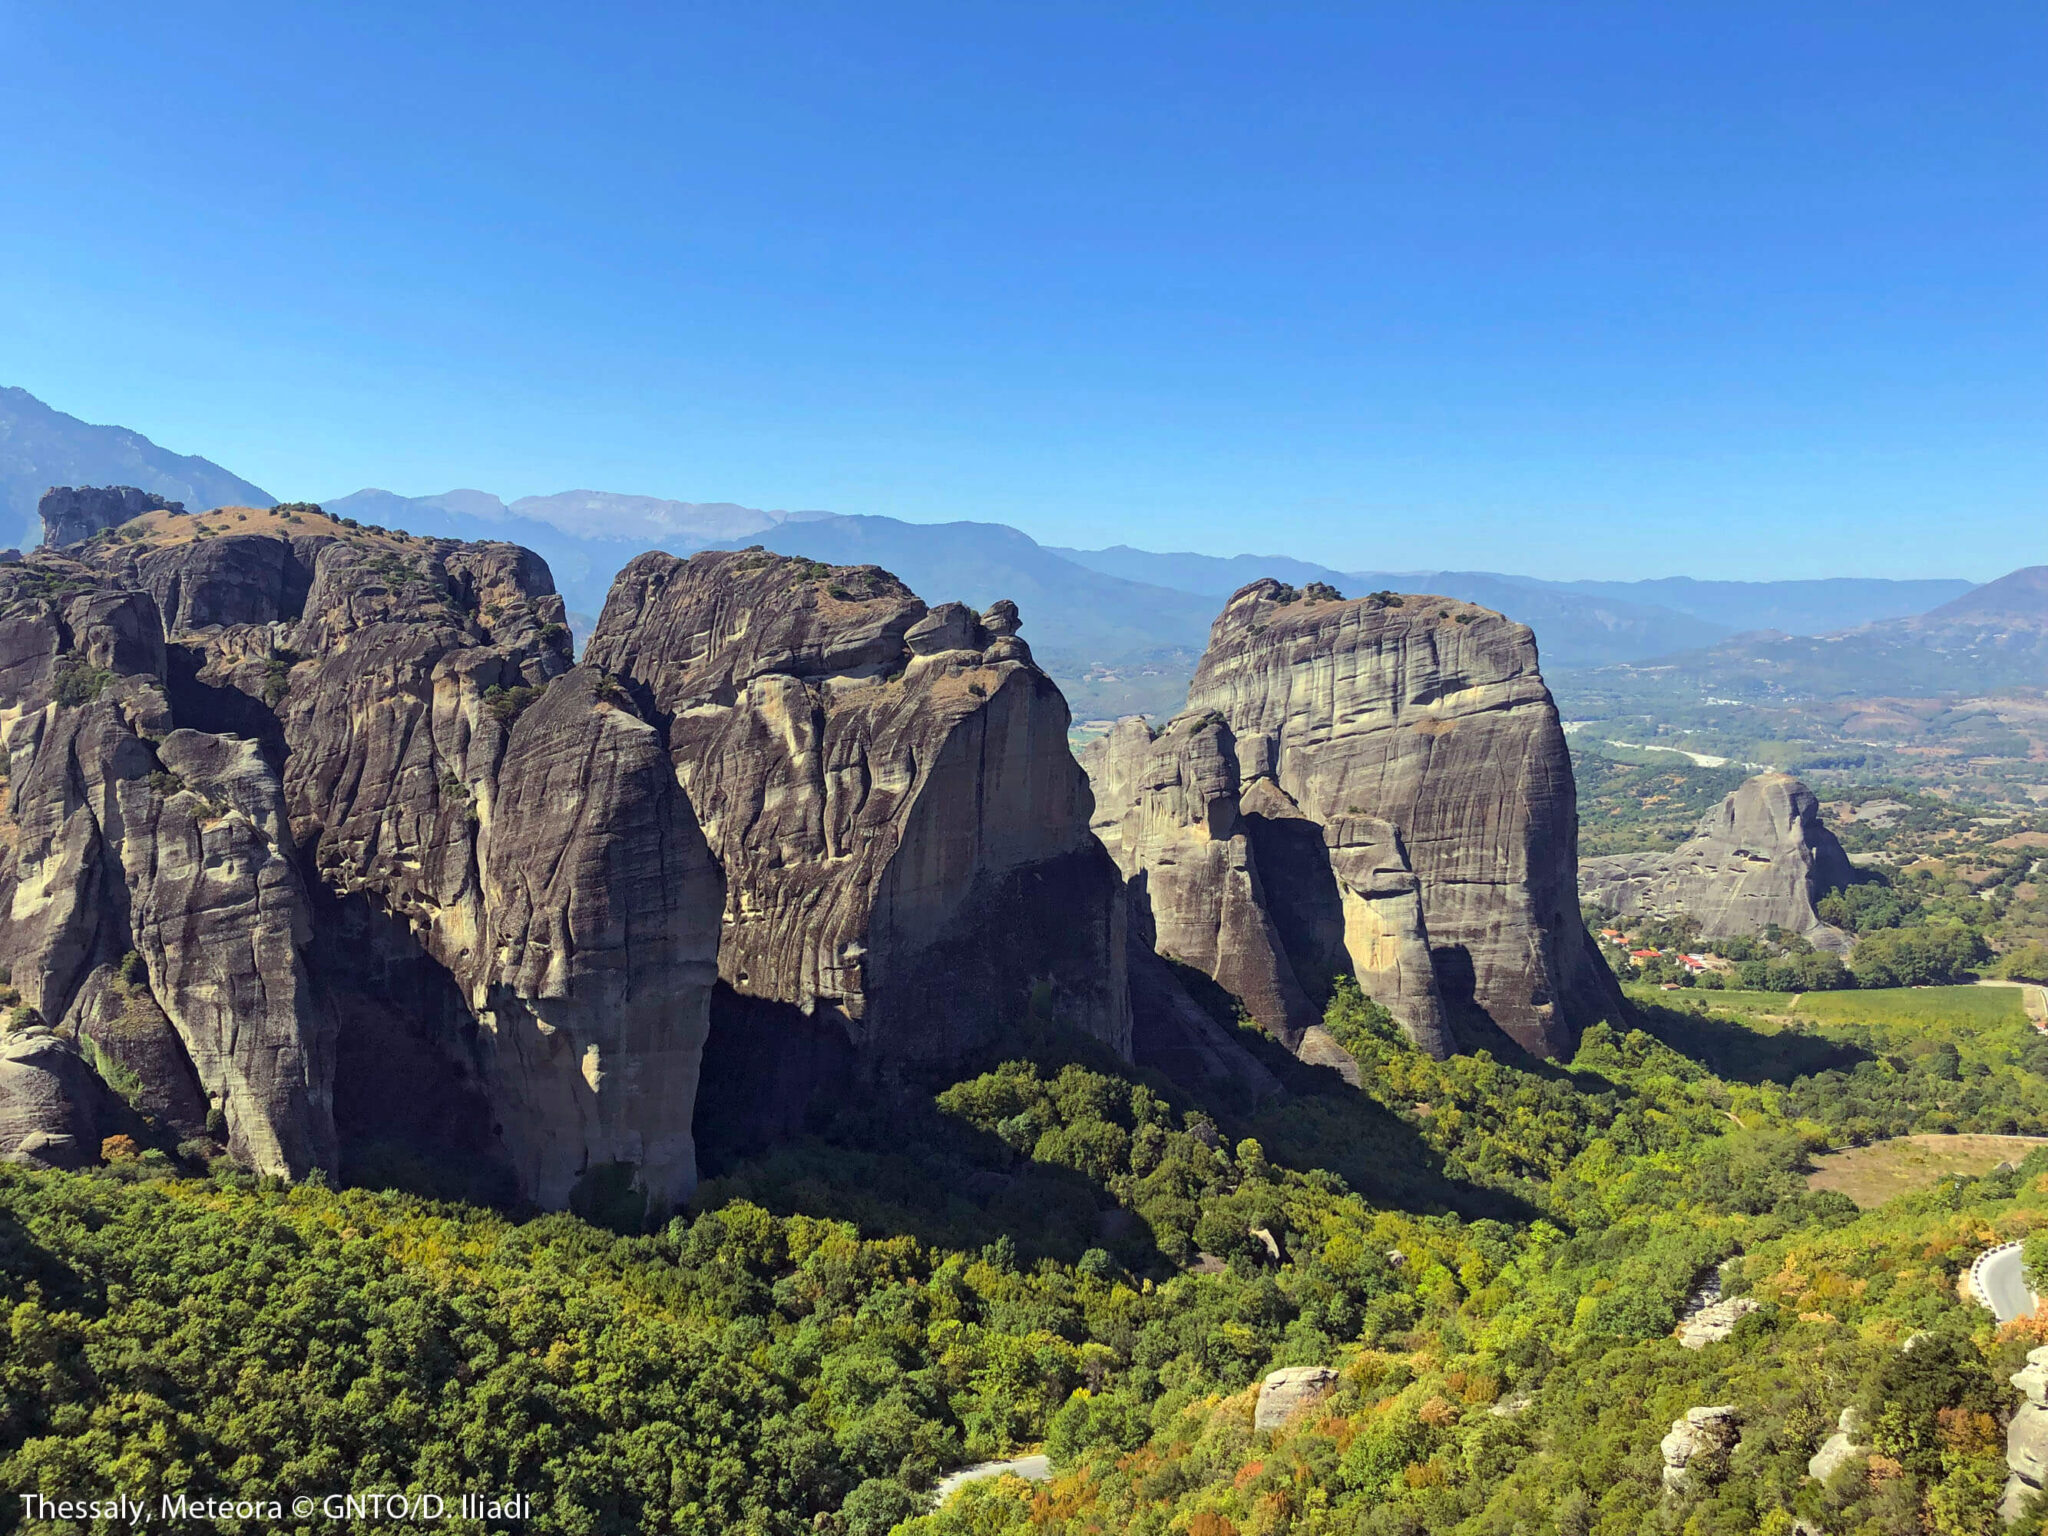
[1,3,2041,580]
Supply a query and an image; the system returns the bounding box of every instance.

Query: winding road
[1971,1241,2040,1323]
[931,1454,1052,1503]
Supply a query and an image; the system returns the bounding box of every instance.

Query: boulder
[2010,1352,2048,1522]
[0,1031,116,1168]
[1661,1406,1740,1492]
[1579,774,1857,951]
[1807,1406,1865,1483]
[585,550,1129,1071]
[1255,1366,1339,1431]
[2011,1400,2048,1489]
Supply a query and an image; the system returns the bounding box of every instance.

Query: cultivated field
[1806,1133,2048,1208]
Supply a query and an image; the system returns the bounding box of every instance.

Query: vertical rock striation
[584,550,1129,1074]
[1090,580,1615,1060]
[0,494,723,1213]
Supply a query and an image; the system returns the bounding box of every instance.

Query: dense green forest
[6,976,2048,1533]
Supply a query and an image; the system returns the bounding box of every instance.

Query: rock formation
[1088,580,1616,1060]
[1675,1294,1759,1349]
[1086,713,1320,1045]
[1579,773,1857,952]
[37,485,185,548]
[1660,1406,1740,1492]
[2003,1346,2048,1521]
[1806,1406,1866,1484]
[0,1030,129,1168]
[583,550,1129,1077]
[1255,1365,1339,1431]
[0,494,722,1214]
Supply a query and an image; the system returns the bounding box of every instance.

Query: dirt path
[1977,979,2048,1028]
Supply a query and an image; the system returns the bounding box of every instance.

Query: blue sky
[1,3,2040,580]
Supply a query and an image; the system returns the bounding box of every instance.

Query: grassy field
[1787,984,2029,1031]
[1630,983,2031,1034]
[1681,988,1797,1014]
[1805,1132,2048,1207]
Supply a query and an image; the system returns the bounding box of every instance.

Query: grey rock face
[38,485,184,548]
[0,590,332,1177]
[1086,713,1320,1047]
[1255,1365,1339,1431]
[1084,704,1450,1066]
[1676,1295,1760,1349]
[1579,774,1857,951]
[466,669,723,1210]
[2004,1347,2048,1521]
[1124,940,1282,1101]
[585,549,1129,1069]
[0,500,725,1213]
[1186,582,1612,1058]
[0,1031,120,1168]
[1091,580,1610,1060]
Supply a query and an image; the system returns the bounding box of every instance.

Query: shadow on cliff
[692,984,1162,1268]
[693,979,1537,1270]
[1152,963,1542,1226]
[314,887,522,1209]
[1628,997,1873,1086]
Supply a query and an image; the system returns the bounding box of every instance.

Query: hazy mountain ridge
[6,385,2009,727]
[1050,544,1975,651]
[0,387,271,548]
[1587,564,2048,702]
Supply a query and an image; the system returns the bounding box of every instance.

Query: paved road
[931,1454,1052,1503]
[1972,1242,2039,1323]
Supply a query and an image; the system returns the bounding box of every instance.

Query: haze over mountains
[0,386,272,546]
[1583,564,2048,701]
[0,385,2013,722]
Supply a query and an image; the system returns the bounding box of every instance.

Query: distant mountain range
[1,383,2012,722]
[0,386,271,547]
[1581,564,2048,702]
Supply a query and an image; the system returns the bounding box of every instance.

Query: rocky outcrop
[0,499,724,1214]
[0,576,332,1177]
[584,550,1128,1073]
[1807,1406,1866,1483]
[2003,1346,2048,1521]
[37,485,185,548]
[1676,1295,1759,1349]
[1090,580,1613,1060]
[1086,713,1319,1046]
[1661,1406,1740,1492]
[1579,774,1857,951]
[0,1030,126,1168]
[1255,1365,1339,1431]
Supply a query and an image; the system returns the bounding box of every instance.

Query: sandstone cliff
[0,491,722,1214]
[584,550,1129,1075]
[1578,773,1856,951]
[1091,579,1615,1060]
